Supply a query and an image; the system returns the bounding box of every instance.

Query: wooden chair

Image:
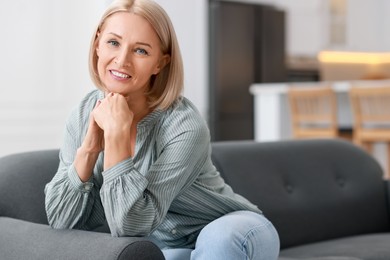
[288,86,339,139]
[349,86,390,178]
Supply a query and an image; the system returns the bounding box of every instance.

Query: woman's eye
[135,48,148,55]
[107,40,119,47]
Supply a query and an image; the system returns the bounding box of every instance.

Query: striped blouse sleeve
[44,94,105,231]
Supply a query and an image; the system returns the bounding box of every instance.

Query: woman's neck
[127,97,151,123]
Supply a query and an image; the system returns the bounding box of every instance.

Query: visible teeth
[111,70,130,78]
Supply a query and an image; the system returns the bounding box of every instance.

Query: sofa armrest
[0,217,164,260]
[0,149,60,224]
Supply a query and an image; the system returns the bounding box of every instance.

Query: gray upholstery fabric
[0,217,164,260]
[279,233,390,260]
[0,150,164,260]
[0,149,59,224]
[211,139,390,258]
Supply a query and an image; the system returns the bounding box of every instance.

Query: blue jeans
[162,210,280,260]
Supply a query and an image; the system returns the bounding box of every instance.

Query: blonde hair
[89,0,184,110]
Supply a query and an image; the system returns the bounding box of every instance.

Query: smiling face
[96,12,169,100]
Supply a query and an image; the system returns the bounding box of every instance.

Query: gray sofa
[1,139,390,259]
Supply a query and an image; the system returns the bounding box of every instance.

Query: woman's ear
[154,54,171,75]
[95,32,101,56]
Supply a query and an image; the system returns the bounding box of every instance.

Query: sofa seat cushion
[280,233,390,260]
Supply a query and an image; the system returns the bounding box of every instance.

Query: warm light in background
[318,51,390,65]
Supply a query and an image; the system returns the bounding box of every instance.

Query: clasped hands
[75,92,134,181]
[83,92,133,154]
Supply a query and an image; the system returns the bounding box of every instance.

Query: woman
[44,0,280,259]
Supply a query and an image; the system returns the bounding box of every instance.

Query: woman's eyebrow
[135,42,153,49]
[108,32,122,39]
[107,32,153,49]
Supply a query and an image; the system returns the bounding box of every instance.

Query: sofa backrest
[211,139,390,249]
[2,140,389,249]
[0,149,59,225]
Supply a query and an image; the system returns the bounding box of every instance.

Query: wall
[283,0,390,55]
[0,1,105,157]
[347,0,390,51]
[280,0,330,57]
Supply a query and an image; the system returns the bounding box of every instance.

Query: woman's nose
[115,49,131,67]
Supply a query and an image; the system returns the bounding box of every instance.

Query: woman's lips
[110,70,131,80]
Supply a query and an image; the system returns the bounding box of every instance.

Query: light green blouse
[44,89,261,248]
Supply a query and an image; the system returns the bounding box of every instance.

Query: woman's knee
[193,211,280,260]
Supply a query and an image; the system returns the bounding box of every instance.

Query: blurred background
[1,0,390,156]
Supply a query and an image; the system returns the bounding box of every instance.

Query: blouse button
[171,229,177,235]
